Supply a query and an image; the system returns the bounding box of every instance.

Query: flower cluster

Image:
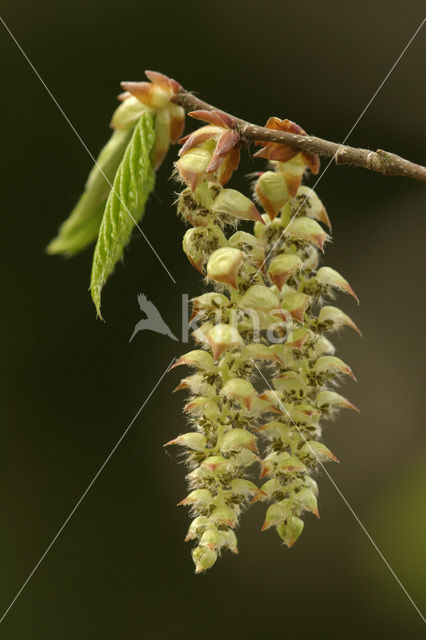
[168,111,359,572]
[113,70,185,169]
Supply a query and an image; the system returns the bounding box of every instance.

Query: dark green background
[1,1,425,637]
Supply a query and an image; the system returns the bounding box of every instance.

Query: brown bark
[174,90,426,183]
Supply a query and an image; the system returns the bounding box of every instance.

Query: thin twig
[174,89,426,183]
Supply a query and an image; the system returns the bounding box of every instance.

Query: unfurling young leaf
[90,111,156,317]
[46,128,133,256]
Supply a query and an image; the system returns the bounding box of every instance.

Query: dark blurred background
[1,1,425,637]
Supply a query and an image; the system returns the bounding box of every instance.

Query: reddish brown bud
[144,70,181,94]
[178,126,223,156]
[217,145,241,185]
[121,81,168,110]
[189,110,237,129]
[253,117,319,174]
[207,129,240,173]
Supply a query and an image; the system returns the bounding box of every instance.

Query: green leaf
[90,111,156,317]
[47,128,133,256]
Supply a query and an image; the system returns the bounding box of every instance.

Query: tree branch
[174,89,426,183]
